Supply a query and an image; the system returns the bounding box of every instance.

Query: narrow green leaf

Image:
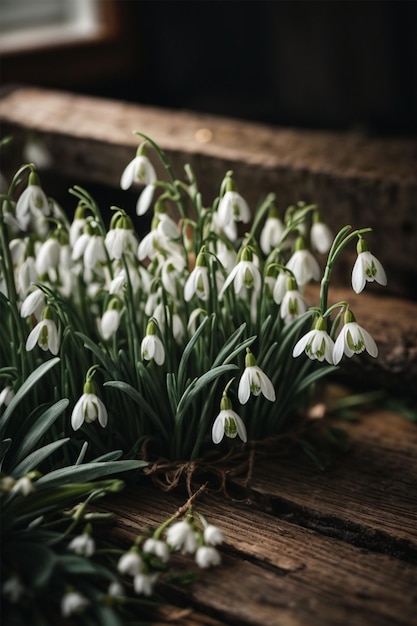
[0,358,60,434]
[9,399,69,466]
[11,438,70,477]
[36,459,147,487]
[177,316,209,391]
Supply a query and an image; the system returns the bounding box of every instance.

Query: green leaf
[0,438,12,469]
[57,554,114,580]
[36,459,147,487]
[104,380,169,440]
[0,358,60,435]
[11,438,70,477]
[177,315,209,391]
[176,363,238,422]
[9,399,69,468]
[5,540,57,589]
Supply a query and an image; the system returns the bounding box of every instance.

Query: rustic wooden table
[103,408,417,626]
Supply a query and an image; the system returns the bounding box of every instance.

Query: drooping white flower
[133,572,158,596]
[61,590,90,617]
[141,319,165,365]
[120,150,157,190]
[17,256,38,295]
[285,236,321,287]
[68,532,95,557]
[195,546,221,569]
[35,238,61,275]
[105,214,137,259]
[238,350,276,404]
[166,520,198,554]
[25,307,59,355]
[15,171,50,230]
[333,309,378,364]
[351,239,387,294]
[260,208,284,255]
[0,386,15,407]
[117,550,144,577]
[310,214,333,254]
[71,380,108,430]
[217,188,250,227]
[280,278,308,324]
[203,524,224,546]
[10,476,35,496]
[292,316,335,364]
[212,394,247,444]
[2,575,25,603]
[219,247,262,299]
[142,538,170,564]
[184,247,210,301]
[72,230,107,269]
[20,287,45,319]
[100,305,122,340]
[107,581,125,597]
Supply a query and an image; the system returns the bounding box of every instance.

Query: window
[0,0,103,54]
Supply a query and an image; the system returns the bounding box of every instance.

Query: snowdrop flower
[15,171,50,230]
[17,257,39,297]
[120,145,157,190]
[351,238,387,294]
[72,227,107,269]
[120,144,157,216]
[23,137,52,170]
[219,247,262,299]
[25,306,59,355]
[20,287,45,319]
[311,212,333,254]
[166,520,198,554]
[238,349,276,404]
[212,394,247,444]
[280,277,308,324]
[286,236,321,287]
[10,476,35,496]
[69,204,88,246]
[2,576,25,603]
[195,546,221,569]
[61,590,90,617]
[0,386,14,407]
[215,239,237,272]
[105,214,137,259]
[142,538,170,564]
[100,299,123,340]
[133,572,158,596]
[107,581,125,597]
[333,309,378,364]
[71,380,108,430]
[141,319,165,365]
[184,247,210,301]
[293,316,335,364]
[260,207,284,255]
[117,549,144,577]
[203,524,224,546]
[68,530,95,557]
[217,176,250,227]
[35,237,61,275]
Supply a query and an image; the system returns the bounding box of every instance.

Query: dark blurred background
[1,0,416,136]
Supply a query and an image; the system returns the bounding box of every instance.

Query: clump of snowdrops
[0,133,387,465]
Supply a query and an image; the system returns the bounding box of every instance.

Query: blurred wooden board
[100,410,417,626]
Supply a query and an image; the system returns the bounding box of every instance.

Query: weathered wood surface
[100,410,417,626]
[0,86,416,299]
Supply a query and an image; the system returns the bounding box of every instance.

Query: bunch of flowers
[1,133,387,466]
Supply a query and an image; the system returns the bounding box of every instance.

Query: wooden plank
[232,411,417,555]
[100,482,417,626]
[0,86,416,299]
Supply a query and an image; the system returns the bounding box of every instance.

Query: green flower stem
[319,226,372,313]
